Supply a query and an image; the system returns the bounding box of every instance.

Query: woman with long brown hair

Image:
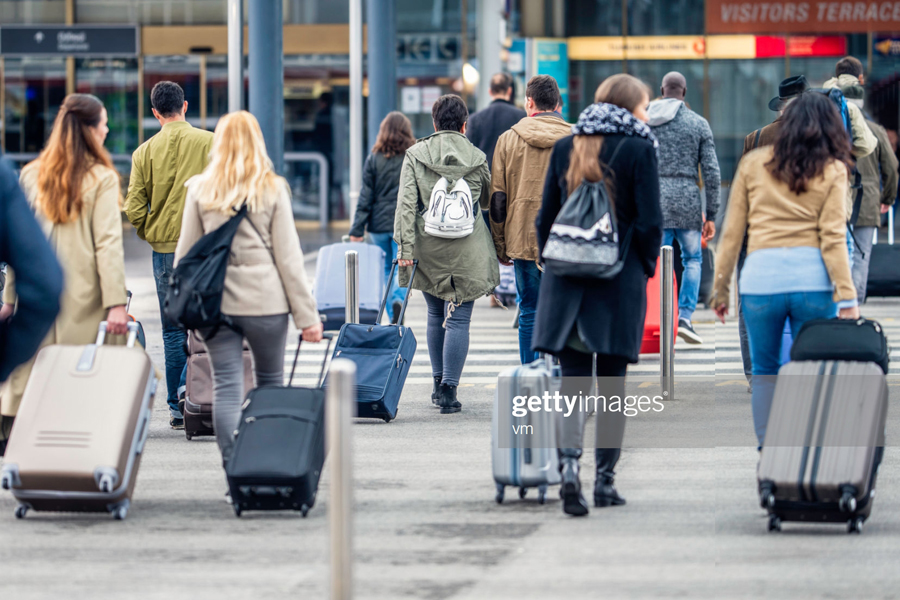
[712,91,859,448]
[349,111,416,323]
[532,74,663,516]
[1,93,129,423]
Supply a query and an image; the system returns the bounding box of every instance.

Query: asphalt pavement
[2,227,900,600]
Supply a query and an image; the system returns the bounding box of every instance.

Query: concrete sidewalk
[2,229,899,599]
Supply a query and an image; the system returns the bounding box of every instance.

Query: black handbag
[790,318,889,374]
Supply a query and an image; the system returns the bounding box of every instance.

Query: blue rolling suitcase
[331,260,418,422]
[314,242,385,331]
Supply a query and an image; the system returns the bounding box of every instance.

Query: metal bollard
[328,358,356,600]
[660,246,675,400]
[345,250,359,325]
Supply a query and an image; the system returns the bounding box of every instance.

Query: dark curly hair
[766,91,853,194]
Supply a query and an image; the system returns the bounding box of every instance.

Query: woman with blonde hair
[349,111,416,323]
[533,74,662,516]
[175,110,322,465]
[0,94,128,437]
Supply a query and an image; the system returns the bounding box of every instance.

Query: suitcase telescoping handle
[288,332,334,388]
[125,290,133,315]
[376,259,418,325]
[96,321,141,348]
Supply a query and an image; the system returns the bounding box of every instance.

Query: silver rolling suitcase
[491,357,561,504]
[758,360,887,534]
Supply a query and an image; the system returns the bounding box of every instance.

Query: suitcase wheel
[14,505,28,519]
[538,485,548,505]
[839,493,857,514]
[233,505,242,518]
[495,483,505,504]
[185,433,193,441]
[767,515,781,532]
[847,517,864,534]
[518,487,527,500]
[382,416,392,423]
[301,505,309,518]
[112,501,129,521]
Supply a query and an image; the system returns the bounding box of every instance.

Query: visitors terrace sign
[707,1,900,33]
[0,26,139,56]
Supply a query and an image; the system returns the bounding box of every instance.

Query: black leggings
[557,347,628,470]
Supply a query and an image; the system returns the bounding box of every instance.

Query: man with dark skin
[648,71,721,344]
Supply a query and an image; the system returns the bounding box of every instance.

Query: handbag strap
[242,208,277,264]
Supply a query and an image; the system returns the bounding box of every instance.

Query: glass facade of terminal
[2,0,900,220]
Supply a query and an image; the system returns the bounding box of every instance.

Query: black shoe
[593,448,626,507]
[391,301,403,325]
[431,376,442,407]
[560,457,589,516]
[594,477,627,507]
[0,438,6,458]
[438,383,461,414]
[677,318,703,344]
[170,416,185,430]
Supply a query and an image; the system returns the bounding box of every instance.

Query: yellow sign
[569,35,758,61]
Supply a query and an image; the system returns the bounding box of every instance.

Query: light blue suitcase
[314,242,385,330]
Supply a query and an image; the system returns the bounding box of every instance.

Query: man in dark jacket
[648,72,720,345]
[466,73,526,168]
[0,156,64,455]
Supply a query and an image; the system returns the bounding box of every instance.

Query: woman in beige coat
[0,94,129,421]
[175,111,322,468]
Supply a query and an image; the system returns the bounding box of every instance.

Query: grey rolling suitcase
[758,360,887,534]
[491,357,561,504]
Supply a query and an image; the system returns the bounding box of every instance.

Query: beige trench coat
[1,162,128,416]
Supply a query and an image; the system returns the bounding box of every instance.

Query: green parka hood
[406,131,488,182]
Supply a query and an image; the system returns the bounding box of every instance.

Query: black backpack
[163,206,248,333]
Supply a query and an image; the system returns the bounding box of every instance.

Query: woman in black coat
[533,74,663,516]
[349,111,415,323]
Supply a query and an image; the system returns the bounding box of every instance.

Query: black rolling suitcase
[866,209,900,298]
[225,333,333,518]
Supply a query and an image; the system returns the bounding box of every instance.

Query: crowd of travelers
[0,54,895,517]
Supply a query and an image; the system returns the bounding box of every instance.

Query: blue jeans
[741,291,837,446]
[662,229,702,322]
[152,251,188,418]
[513,259,541,364]
[369,233,407,320]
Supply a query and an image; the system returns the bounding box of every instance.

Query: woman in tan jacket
[0,94,129,422]
[712,92,859,447]
[175,111,322,466]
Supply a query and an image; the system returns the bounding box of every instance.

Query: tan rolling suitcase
[1,322,156,520]
[758,360,887,534]
[183,330,254,441]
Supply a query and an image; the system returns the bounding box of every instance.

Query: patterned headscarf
[571,102,659,149]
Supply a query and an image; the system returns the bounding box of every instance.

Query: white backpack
[423,176,476,239]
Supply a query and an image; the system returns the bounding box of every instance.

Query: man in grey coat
[648,72,721,344]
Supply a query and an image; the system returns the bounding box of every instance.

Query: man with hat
[741,75,808,155]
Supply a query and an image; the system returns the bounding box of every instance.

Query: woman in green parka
[394,94,500,414]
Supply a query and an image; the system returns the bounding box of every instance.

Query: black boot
[560,456,589,516]
[593,448,626,507]
[438,383,461,414]
[431,376,442,406]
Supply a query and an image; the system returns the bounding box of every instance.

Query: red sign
[755,35,848,56]
[708,1,900,34]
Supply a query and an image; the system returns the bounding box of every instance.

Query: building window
[566,0,622,37]
[0,0,65,24]
[628,0,704,36]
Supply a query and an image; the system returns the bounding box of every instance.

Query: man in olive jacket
[490,75,570,364]
[125,81,213,429]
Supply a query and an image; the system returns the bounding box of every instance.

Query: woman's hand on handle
[838,306,861,320]
[349,236,364,242]
[714,303,729,324]
[302,322,324,343]
[398,259,414,267]
[0,303,14,322]
[106,305,129,336]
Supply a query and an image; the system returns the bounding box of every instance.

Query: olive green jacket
[125,121,214,253]
[394,131,500,304]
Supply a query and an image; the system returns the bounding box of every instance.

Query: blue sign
[531,40,569,121]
